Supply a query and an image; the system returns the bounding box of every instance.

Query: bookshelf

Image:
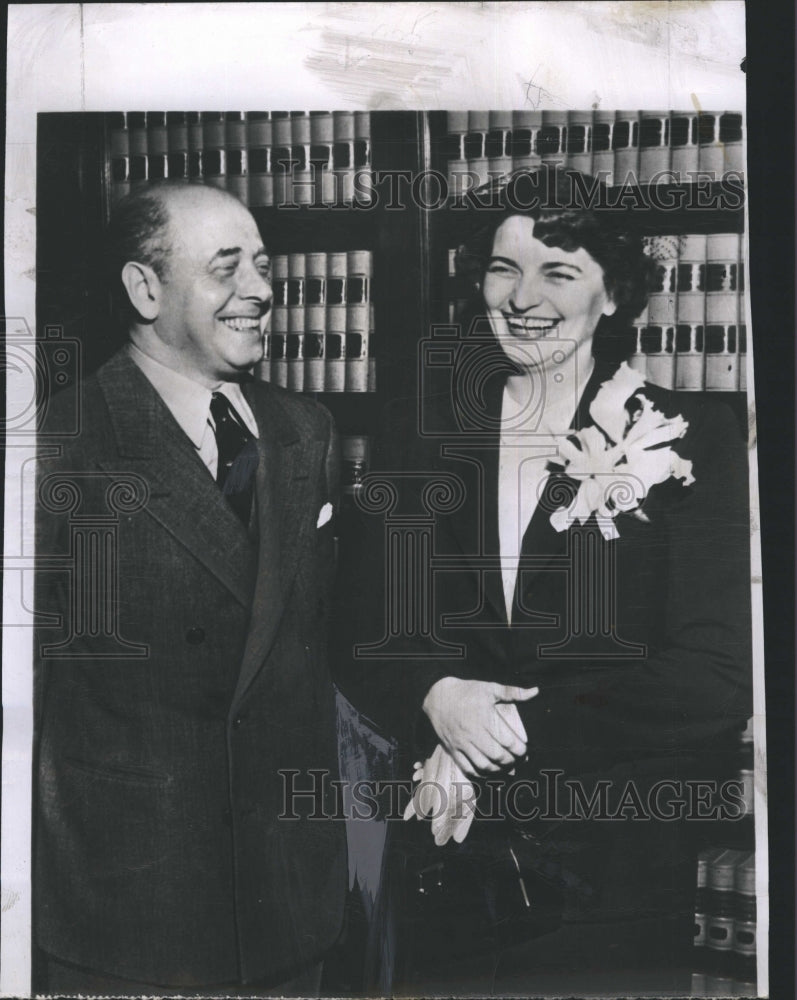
[38,108,750,466]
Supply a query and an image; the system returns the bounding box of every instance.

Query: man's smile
[220,316,262,332]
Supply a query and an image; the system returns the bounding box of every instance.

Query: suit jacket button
[186,627,206,645]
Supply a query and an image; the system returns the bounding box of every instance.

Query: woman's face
[482,215,616,374]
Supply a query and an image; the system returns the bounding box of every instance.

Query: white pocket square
[317,502,333,528]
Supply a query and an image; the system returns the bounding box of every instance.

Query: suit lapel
[96,351,256,609]
[231,383,319,710]
[444,375,509,624]
[514,360,619,599]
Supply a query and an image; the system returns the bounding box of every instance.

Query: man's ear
[121,262,162,321]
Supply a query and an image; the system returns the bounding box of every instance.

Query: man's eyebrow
[210,246,270,263]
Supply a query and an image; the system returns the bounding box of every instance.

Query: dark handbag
[395,816,564,961]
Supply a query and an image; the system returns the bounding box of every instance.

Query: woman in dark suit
[337,168,752,992]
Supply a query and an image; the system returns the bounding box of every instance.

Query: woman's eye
[486,264,519,277]
[547,272,575,281]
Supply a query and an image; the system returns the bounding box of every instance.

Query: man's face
[154,189,272,386]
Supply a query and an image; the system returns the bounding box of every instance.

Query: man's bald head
[106,182,249,321]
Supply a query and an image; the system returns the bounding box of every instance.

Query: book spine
[290,111,313,206]
[271,112,292,207]
[332,111,354,205]
[287,253,306,392]
[705,233,742,391]
[225,111,249,204]
[202,112,227,190]
[310,112,335,206]
[332,111,355,204]
[446,111,470,202]
[367,301,377,393]
[613,110,639,186]
[304,252,327,392]
[247,113,273,208]
[732,853,756,984]
[638,110,671,185]
[539,110,567,171]
[345,250,372,392]
[674,234,707,390]
[254,315,271,383]
[146,111,168,182]
[447,246,468,327]
[466,111,490,188]
[590,110,614,185]
[269,255,289,389]
[354,111,373,205]
[566,109,592,175]
[719,112,744,176]
[487,111,513,182]
[187,112,204,180]
[705,849,746,976]
[628,304,648,379]
[510,110,542,174]
[697,112,724,180]
[109,112,131,203]
[166,112,189,181]
[128,111,148,156]
[693,847,727,965]
[325,252,348,391]
[738,254,747,391]
[341,434,370,508]
[128,111,149,191]
[670,111,699,180]
[643,236,679,389]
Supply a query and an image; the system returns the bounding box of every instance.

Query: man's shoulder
[38,348,144,443]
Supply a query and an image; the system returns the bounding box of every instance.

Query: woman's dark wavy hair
[454,167,655,362]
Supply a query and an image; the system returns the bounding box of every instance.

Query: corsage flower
[548,363,696,541]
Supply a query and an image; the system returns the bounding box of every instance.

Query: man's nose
[509,271,543,312]
[238,263,273,304]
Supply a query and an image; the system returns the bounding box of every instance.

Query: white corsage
[548,363,696,541]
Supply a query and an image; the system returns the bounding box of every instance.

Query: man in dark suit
[34,182,346,995]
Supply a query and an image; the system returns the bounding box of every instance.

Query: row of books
[444,110,744,193]
[627,324,747,393]
[255,251,374,392]
[447,231,747,392]
[108,111,373,207]
[692,717,756,987]
[341,435,370,505]
[693,847,756,985]
[631,232,746,391]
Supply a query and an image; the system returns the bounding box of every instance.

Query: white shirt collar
[128,342,259,446]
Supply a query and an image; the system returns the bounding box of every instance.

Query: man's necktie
[210,392,258,526]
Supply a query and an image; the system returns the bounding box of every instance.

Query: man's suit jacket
[34,348,347,986]
[337,358,752,921]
